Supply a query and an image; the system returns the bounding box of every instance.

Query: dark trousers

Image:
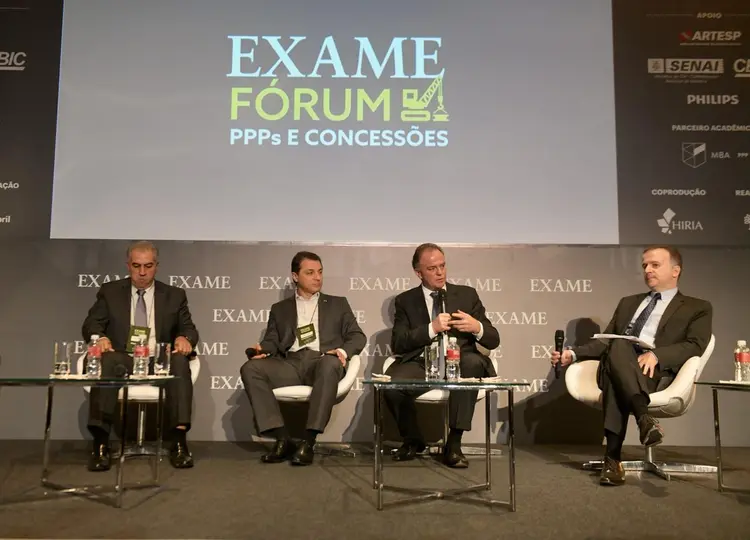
[239,349,344,435]
[383,351,492,443]
[598,339,666,441]
[87,351,193,436]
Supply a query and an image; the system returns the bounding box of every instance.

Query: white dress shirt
[424,285,484,341]
[290,291,321,352]
[130,282,156,354]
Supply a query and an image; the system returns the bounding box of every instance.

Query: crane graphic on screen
[400,74,449,122]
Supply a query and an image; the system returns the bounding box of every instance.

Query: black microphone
[554,329,565,379]
[113,364,128,379]
[436,289,448,333]
[245,347,271,360]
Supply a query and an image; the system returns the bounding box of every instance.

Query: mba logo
[212,309,270,323]
[349,277,411,291]
[486,311,547,325]
[169,276,231,289]
[259,276,295,290]
[657,208,703,234]
[77,274,127,288]
[529,279,592,293]
[447,278,502,292]
[0,51,26,71]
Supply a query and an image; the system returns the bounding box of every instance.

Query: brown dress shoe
[638,415,664,447]
[600,456,625,486]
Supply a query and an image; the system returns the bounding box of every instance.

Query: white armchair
[271,354,361,456]
[382,355,500,456]
[77,353,201,456]
[565,334,716,480]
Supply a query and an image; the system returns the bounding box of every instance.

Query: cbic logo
[0,51,26,71]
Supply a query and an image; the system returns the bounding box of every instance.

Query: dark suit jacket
[391,283,500,372]
[82,278,200,353]
[259,293,366,361]
[573,291,712,374]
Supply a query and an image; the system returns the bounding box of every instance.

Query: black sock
[173,428,187,445]
[265,427,289,441]
[631,394,650,421]
[90,427,109,447]
[605,430,623,461]
[447,428,464,451]
[305,429,319,446]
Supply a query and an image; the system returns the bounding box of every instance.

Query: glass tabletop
[0,376,175,387]
[363,378,530,390]
[696,380,750,390]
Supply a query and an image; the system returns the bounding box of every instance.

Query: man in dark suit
[240,251,366,466]
[552,245,712,486]
[384,243,500,468]
[82,241,199,471]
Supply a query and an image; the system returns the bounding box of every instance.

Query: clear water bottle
[446,337,461,382]
[736,340,750,382]
[86,335,102,379]
[133,336,149,378]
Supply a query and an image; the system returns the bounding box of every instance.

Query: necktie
[627,292,661,338]
[135,289,148,327]
[430,291,441,320]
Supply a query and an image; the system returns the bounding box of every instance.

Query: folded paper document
[592,333,655,350]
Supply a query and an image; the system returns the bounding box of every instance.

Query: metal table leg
[41,385,54,485]
[508,388,516,512]
[115,386,130,508]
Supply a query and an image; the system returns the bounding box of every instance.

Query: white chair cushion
[564,335,716,418]
[273,355,361,402]
[77,354,201,402]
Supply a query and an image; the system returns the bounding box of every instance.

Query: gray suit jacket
[259,293,366,361]
[573,291,712,375]
[82,278,200,354]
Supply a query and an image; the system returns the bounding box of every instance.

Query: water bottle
[446,337,461,382]
[133,336,149,378]
[86,335,102,379]
[736,340,750,382]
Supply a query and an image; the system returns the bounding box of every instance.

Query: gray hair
[126,240,159,261]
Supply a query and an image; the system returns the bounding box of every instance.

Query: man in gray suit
[241,251,366,466]
[552,245,712,486]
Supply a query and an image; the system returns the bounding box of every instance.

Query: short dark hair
[411,243,444,270]
[643,245,683,274]
[291,251,322,274]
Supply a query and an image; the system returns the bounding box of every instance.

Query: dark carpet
[0,441,748,539]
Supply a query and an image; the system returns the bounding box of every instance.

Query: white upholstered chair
[77,353,201,456]
[382,355,501,456]
[564,334,716,480]
[270,354,361,456]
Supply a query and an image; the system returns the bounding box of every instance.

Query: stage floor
[0,441,748,539]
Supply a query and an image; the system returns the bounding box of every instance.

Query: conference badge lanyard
[296,297,320,347]
[127,291,154,354]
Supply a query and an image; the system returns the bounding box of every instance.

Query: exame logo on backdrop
[212,308,367,324]
[258,276,502,292]
[227,36,449,148]
[77,275,231,289]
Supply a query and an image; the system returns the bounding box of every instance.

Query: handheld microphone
[554,330,565,379]
[113,364,128,379]
[437,289,447,314]
[245,347,270,360]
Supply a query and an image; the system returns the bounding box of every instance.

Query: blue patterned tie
[627,292,661,338]
[430,291,440,320]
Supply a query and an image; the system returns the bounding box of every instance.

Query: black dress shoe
[392,441,426,461]
[638,415,664,447]
[290,440,315,466]
[87,443,111,472]
[169,441,194,469]
[443,447,469,469]
[261,439,296,463]
[600,456,625,486]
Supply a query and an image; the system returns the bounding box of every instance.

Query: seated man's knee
[319,354,344,375]
[460,353,486,378]
[239,359,262,381]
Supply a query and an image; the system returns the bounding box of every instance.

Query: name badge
[296,324,316,347]
[127,326,151,354]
